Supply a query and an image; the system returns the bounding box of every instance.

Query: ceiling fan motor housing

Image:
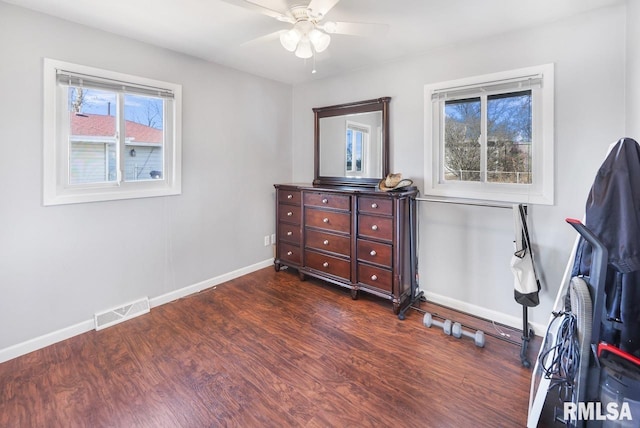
[280,5,331,58]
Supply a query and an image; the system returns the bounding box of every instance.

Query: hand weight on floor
[452,322,486,348]
[422,312,452,336]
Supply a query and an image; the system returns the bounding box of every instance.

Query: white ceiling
[5,0,624,85]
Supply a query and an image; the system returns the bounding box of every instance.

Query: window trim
[424,64,554,205]
[43,58,182,206]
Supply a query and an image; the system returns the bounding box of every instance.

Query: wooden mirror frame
[313,97,390,187]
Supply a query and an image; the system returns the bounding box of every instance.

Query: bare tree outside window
[444,98,481,181]
[70,87,85,113]
[444,90,532,184]
[131,96,163,129]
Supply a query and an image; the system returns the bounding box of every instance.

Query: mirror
[313,97,390,187]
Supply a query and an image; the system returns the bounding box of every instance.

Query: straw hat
[377,173,413,192]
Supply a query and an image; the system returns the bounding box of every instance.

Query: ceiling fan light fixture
[295,37,313,59]
[309,29,330,53]
[280,28,301,52]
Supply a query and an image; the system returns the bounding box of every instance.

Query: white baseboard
[421,290,546,336]
[0,259,274,364]
[150,259,274,308]
[0,319,95,364]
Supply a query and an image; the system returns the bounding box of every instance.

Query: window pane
[444,98,481,182]
[354,131,363,172]
[487,91,532,184]
[346,129,353,171]
[124,94,164,181]
[68,87,117,184]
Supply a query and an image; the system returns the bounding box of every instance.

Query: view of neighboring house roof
[71,113,162,144]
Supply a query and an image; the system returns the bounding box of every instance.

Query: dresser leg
[392,301,400,315]
[274,262,281,272]
[299,272,306,281]
[350,289,359,300]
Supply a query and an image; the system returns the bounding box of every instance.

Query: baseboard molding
[0,259,274,364]
[150,259,274,308]
[421,290,546,336]
[0,319,95,365]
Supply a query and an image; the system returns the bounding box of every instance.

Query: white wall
[627,0,640,138]
[293,4,626,329]
[0,2,292,353]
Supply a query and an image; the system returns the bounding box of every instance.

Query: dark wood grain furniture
[274,183,417,313]
[275,96,417,313]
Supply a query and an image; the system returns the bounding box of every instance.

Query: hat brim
[377,178,413,192]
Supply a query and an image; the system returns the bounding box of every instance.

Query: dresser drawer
[304,192,351,211]
[358,215,393,242]
[279,242,301,265]
[306,208,351,233]
[357,239,392,268]
[306,229,351,257]
[279,204,301,224]
[279,224,301,243]
[305,250,351,281]
[359,197,393,216]
[358,264,393,293]
[278,190,301,205]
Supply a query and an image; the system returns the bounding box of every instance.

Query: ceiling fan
[221,0,388,59]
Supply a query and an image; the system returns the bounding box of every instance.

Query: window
[43,58,182,205]
[345,120,371,176]
[424,64,554,205]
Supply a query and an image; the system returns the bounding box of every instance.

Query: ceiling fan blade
[324,21,389,37]
[240,30,286,47]
[307,0,340,18]
[219,0,293,22]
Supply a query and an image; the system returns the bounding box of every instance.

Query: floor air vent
[94,297,150,331]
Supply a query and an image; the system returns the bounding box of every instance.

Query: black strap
[518,204,540,282]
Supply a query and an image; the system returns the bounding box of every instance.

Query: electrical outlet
[264,235,270,246]
[271,233,276,244]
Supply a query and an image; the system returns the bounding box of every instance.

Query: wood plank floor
[0,267,539,427]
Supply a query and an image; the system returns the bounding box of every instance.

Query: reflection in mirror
[345,119,371,177]
[318,112,382,178]
[313,97,390,187]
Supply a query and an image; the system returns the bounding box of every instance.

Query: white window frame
[43,58,182,206]
[424,64,554,205]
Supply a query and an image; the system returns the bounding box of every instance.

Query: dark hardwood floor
[0,267,539,427]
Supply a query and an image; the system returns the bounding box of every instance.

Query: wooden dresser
[274,183,417,313]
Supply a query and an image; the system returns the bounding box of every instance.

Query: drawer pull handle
[287,211,293,217]
[371,275,378,281]
[322,198,328,204]
[323,218,329,223]
[323,240,329,245]
[287,194,293,199]
[287,251,293,256]
[323,262,329,268]
[371,224,378,231]
[371,203,378,209]
[287,231,293,236]
[370,250,377,256]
